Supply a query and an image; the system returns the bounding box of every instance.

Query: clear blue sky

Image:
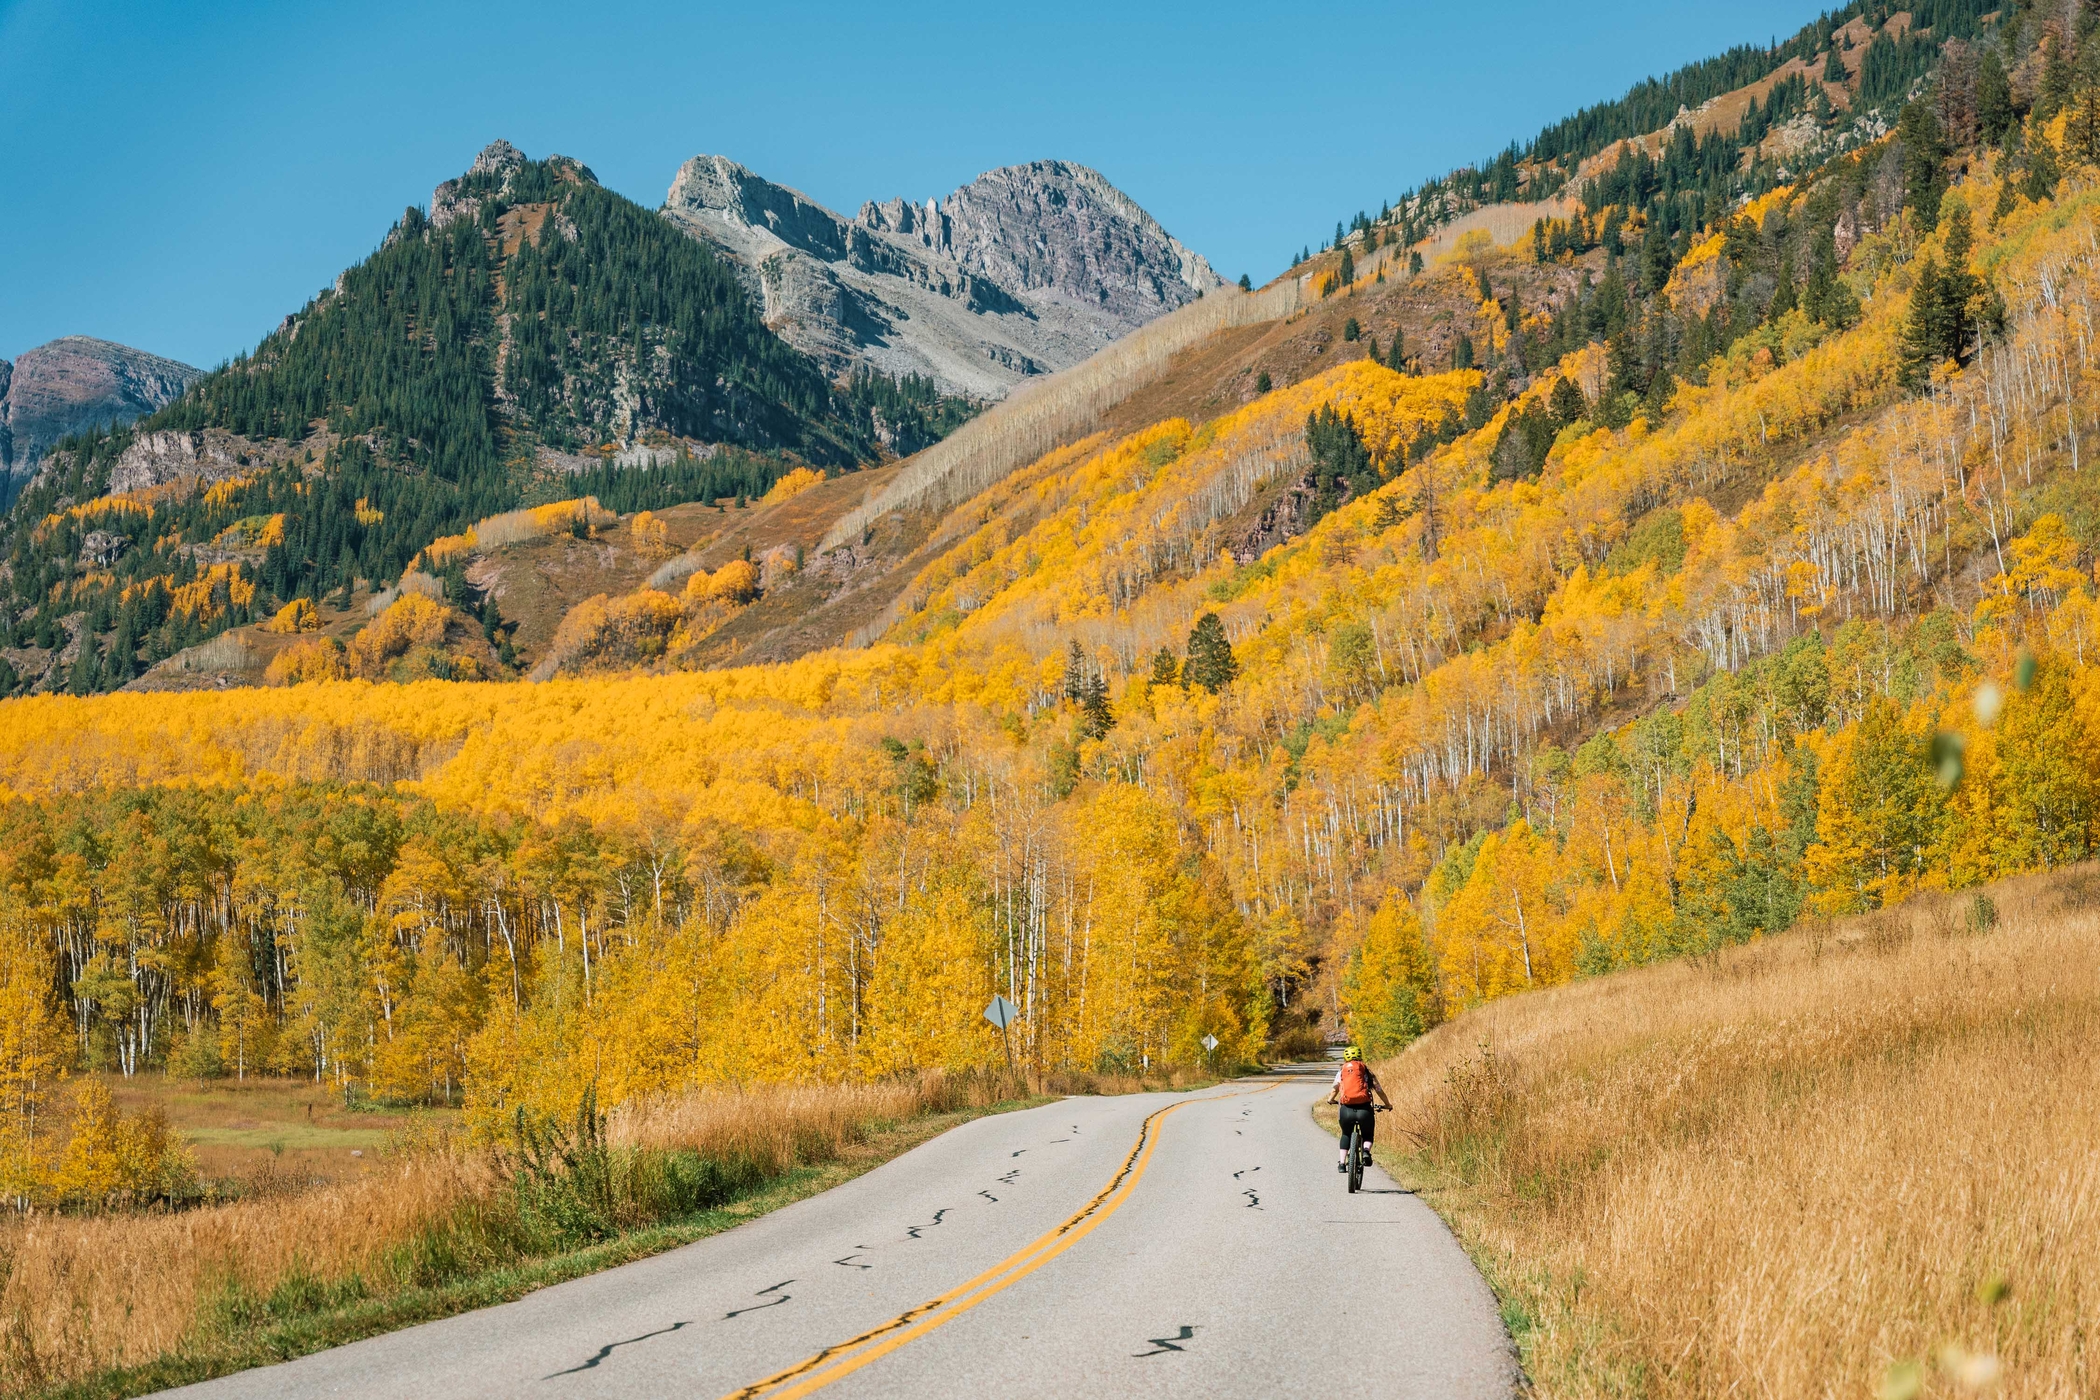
[1,0,1832,370]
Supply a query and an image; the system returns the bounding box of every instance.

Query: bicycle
[1344,1105,1389,1194]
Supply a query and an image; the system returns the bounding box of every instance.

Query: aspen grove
[9,139,2100,1207]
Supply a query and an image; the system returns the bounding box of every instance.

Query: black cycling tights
[1338,1103,1376,1151]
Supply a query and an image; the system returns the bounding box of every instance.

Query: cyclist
[1327,1045,1392,1172]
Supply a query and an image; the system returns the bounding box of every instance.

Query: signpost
[1202,1033,1219,1071]
[984,995,1020,1076]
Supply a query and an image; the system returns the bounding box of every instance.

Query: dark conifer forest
[0,154,978,694]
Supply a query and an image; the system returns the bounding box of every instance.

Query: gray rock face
[79,529,130,568]
[0,337,201,498]
[106,427,291,495]
[662,156,1221,401]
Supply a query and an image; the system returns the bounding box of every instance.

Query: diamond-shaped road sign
[1202,1034,1219,1052]
[984,995,1020,1030]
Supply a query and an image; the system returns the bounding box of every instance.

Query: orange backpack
[1338,1060,1373,1106]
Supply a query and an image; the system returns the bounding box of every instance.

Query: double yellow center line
[721,1078,1286,1399]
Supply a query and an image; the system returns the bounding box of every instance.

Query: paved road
[167,1067,1516,1398]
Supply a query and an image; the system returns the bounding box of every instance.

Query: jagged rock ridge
[661,156,1222,400]
[1,337,200,501]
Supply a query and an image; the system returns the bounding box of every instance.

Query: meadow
[1367,866,2099,1399]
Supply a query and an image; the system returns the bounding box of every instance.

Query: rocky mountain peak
[467,138,525,179]
[938,160,1220,322]
[431,140,598,228]
[662,154,1221,400]
[665,156,851,264]
[0,337,201,503]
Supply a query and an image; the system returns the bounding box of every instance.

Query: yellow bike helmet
[1342,1045,1363,1061]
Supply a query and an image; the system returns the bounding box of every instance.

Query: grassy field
[1354,866,2100,1399]
[100,1075,441,1191]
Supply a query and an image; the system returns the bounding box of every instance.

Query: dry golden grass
[605,1070,1017,1165]
[1374,867,2100,1399]
[0,1149,493,1390]
[0,1070,1023,1393]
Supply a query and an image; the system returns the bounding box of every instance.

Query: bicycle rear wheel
[1346,1125,1363,1193]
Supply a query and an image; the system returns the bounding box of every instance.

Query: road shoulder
[1311,1099,1532,1393]
[47,1099,1052,1400]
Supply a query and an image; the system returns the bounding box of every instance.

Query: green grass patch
[179,1126,392,1151]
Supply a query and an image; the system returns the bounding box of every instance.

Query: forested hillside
[8,0,2100,1222]
[1322,0,1994,272]
[0,145,976,698]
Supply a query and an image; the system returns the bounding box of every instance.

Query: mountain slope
[9,13,2100,1396]
[169,140,865,464]
[0,337,200,505]
[1302,0,1992,301]
[0,143,901,696]
[662,155,1223,399]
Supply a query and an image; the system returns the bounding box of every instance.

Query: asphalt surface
[166,1066,1517,1398]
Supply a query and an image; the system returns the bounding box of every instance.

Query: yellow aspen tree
[1805,699,1944,912]
[1988,661,2097,871]
[211,929,267,1082]
[0,908,66,1203]
[1345,894,1439,1054]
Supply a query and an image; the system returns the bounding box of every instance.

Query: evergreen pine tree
[2072,45,2100,167]
[1548,375,1589,425]
[1899,252,1950,391]
[1976,48,2013,146]
[1767,247,1799,321]
[1606,328,1643,401]
[1337,248,1355,287]
[107,615,138,684]
[1939,204,1981,356]
[1184,613,1238,693]
[1062,640,1090,703]
[1148,646,1181,689]
[1386,325,1406,369]
[2038,32,2074,123]
[1238,273,1252,291]
[1802,223,1859,328]
[1643,368,1674,422]
[1305,404,1377,520]
[68,636,99,696]
[2024,132,2061,203]
[1342,317,1360,342]
[1079,673,1115,741]
[1898,101,1948,227]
